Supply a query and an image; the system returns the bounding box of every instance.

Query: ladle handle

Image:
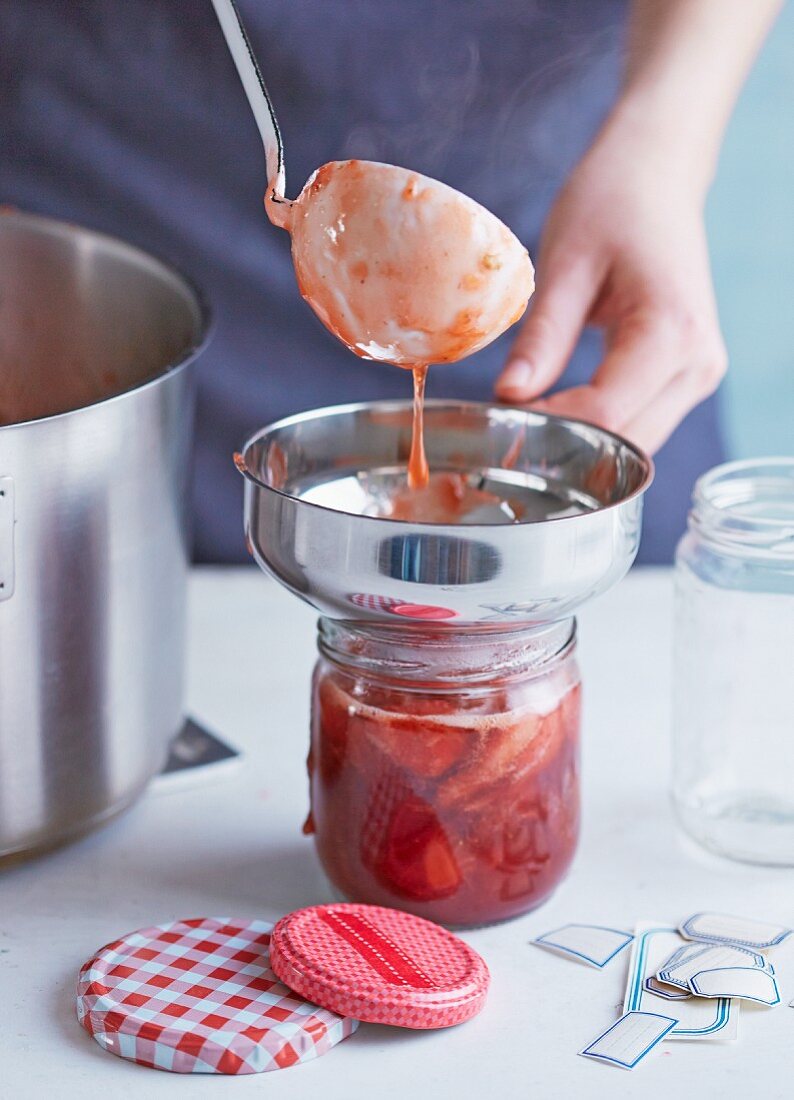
[210,0,286,198]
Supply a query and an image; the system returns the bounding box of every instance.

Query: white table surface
[2,566,793,1099]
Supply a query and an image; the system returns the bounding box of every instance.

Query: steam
[340,1,627,221]
[343,36,480,178]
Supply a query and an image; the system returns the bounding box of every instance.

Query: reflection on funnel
[377,533,500,587]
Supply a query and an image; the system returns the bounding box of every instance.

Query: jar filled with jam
[304,618,581,927]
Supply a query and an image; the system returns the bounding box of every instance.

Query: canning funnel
[237,400,653,628]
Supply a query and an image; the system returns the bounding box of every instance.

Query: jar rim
[691,458,794,557]
[317,617,577,688]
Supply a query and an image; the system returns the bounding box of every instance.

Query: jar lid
[76,917,358,1074]
[269,903,489,1029]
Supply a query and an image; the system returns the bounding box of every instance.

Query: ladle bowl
[238,400,653,627]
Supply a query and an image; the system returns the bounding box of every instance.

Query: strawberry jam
[305,619,581,926]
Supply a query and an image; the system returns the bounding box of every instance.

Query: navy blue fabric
[0,1,723,562]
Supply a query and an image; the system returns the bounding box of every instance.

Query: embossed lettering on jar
[304,619,581,927]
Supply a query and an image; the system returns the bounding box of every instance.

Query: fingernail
[496,358,534,397]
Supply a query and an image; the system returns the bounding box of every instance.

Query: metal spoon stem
[210,0,286,200]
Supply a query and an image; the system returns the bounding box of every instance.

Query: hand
[495,116,728,453]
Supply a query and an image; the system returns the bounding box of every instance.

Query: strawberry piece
[362,714,472,779]
[364,790,461,902]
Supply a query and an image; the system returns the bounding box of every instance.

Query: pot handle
[0,477,14,601]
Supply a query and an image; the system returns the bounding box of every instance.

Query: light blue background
[709,3,794,458]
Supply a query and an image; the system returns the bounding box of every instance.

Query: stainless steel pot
[0,211,209,861]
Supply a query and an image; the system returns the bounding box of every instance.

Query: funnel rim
[238,399,654,531]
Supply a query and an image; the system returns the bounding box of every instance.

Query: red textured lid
[269,903,489,1029]
[349,593,457,620]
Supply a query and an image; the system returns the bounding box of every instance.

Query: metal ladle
[209,0,534,377]
[213,2,538,525]
[210,0,287,203]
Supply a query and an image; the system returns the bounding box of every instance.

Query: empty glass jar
[672,459,794,863]
[304,617,581,926]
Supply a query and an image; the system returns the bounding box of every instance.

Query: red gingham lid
[76,917,358,1074]
[269,903,489,1029]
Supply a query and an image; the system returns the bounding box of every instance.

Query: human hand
[495,116,728,453]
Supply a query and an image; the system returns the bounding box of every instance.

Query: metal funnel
[238,400,653,627]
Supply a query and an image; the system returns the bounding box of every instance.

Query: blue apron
[0,0,723,562]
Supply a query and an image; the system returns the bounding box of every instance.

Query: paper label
[680,912,791,950]
[689,967,780,1006]
[655,943,716,990]
[623,924,738,1041]
[644,976,690,1001]
[533,924,633,969]
[580,1011,677,1070]
[658,943,769,990]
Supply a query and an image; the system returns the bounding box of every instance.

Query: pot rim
[0,209,213,432]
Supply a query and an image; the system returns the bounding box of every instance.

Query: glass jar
[303,617,581,927]
[673,459,794,863]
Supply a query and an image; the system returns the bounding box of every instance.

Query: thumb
[495,257,598,402]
